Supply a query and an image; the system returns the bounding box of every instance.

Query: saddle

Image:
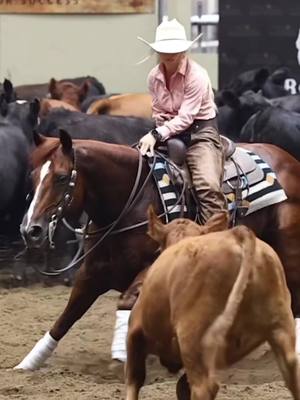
[167,135,236,166]
[166,136,264,218]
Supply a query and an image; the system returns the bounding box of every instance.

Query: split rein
[24,146,187,277]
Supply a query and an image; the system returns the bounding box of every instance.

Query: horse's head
[21,129,84,249]
[147,206,229,251]
[48,78,89,109]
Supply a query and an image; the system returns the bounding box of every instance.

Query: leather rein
[28,146,186,276]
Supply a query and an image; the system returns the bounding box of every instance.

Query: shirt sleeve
[156,74,206,140]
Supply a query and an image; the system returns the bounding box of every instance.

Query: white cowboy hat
[138,18,203,54]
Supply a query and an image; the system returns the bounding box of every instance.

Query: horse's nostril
[28,225,43,240]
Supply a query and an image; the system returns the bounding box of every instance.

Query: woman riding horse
[138,18,227,224]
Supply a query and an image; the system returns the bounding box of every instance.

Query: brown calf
[86,93,152,119]
[48,78,89,109]
[125,209,300,400]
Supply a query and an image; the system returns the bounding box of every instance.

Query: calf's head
[147,206,229,251]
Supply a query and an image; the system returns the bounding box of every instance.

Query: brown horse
[86,93,152,118]
[15,131,300,371]
[48,78,90,109]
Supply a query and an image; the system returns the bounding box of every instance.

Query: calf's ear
[254,68,269,88]
[204,211,229,234]
[48,78,58,98]
[147,205,166,244]
[29,98,40,124]
[3,78,14,99]
[79,81,90,101]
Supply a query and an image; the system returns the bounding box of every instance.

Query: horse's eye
[55,175,69,185]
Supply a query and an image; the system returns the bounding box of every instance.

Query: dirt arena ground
[0,285,294,400]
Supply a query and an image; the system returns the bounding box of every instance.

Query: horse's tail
[87,98,111,115]
[202,226,255,366]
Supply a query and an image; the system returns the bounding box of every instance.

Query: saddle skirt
[222,147,287,216]
[150,144,287,222]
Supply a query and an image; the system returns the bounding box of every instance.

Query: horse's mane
[31,139,60,168]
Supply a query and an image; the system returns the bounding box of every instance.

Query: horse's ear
[48,78,57,97]
[0,97,8,117]
[79,80,90,101]
[221,90,240,109]
[203,211,229,234]
[147,205,166,244]
[33,130,46,147]
[59,128,73,155]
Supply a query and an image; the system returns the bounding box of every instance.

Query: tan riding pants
[186,120,227,224]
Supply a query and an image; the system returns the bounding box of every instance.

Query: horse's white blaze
[26,160,51,229]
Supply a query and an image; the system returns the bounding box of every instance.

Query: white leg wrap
[111,310,130,362]
[14,331,58,371]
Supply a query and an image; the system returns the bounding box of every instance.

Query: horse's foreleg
[14,263,106,370]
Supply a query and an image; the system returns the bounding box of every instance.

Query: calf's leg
[269,323,300,400]
[125,321,147,400]
[179,333,219,399]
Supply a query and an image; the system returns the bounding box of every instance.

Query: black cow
[0,98,40,142]
[38,108,155,144]
[240,107,300,161]
[215,67,290,106]
[0,99,40,233]
[268,94,300,114]
[0,123,31,233]
[217,90,269,140]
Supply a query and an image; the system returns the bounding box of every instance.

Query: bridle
[47,150,77,249]
[22,145,186,276]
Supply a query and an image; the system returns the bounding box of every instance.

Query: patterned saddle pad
[149,146,287,222]
[223,147,287,216]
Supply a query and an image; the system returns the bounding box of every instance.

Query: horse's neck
[77,144,144,226]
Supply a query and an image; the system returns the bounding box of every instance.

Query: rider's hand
[139,132,156,157]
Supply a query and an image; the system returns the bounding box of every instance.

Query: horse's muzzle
[20,220,47,249]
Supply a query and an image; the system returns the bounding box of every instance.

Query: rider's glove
[139,132,157,157]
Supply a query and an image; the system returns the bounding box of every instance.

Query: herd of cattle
[0,65,299,238]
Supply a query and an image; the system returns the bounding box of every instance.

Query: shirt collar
[156,55,188,83]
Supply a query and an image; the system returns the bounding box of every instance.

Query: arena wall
[0,0,218,92]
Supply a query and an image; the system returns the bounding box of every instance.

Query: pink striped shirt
[147,56,217,140]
